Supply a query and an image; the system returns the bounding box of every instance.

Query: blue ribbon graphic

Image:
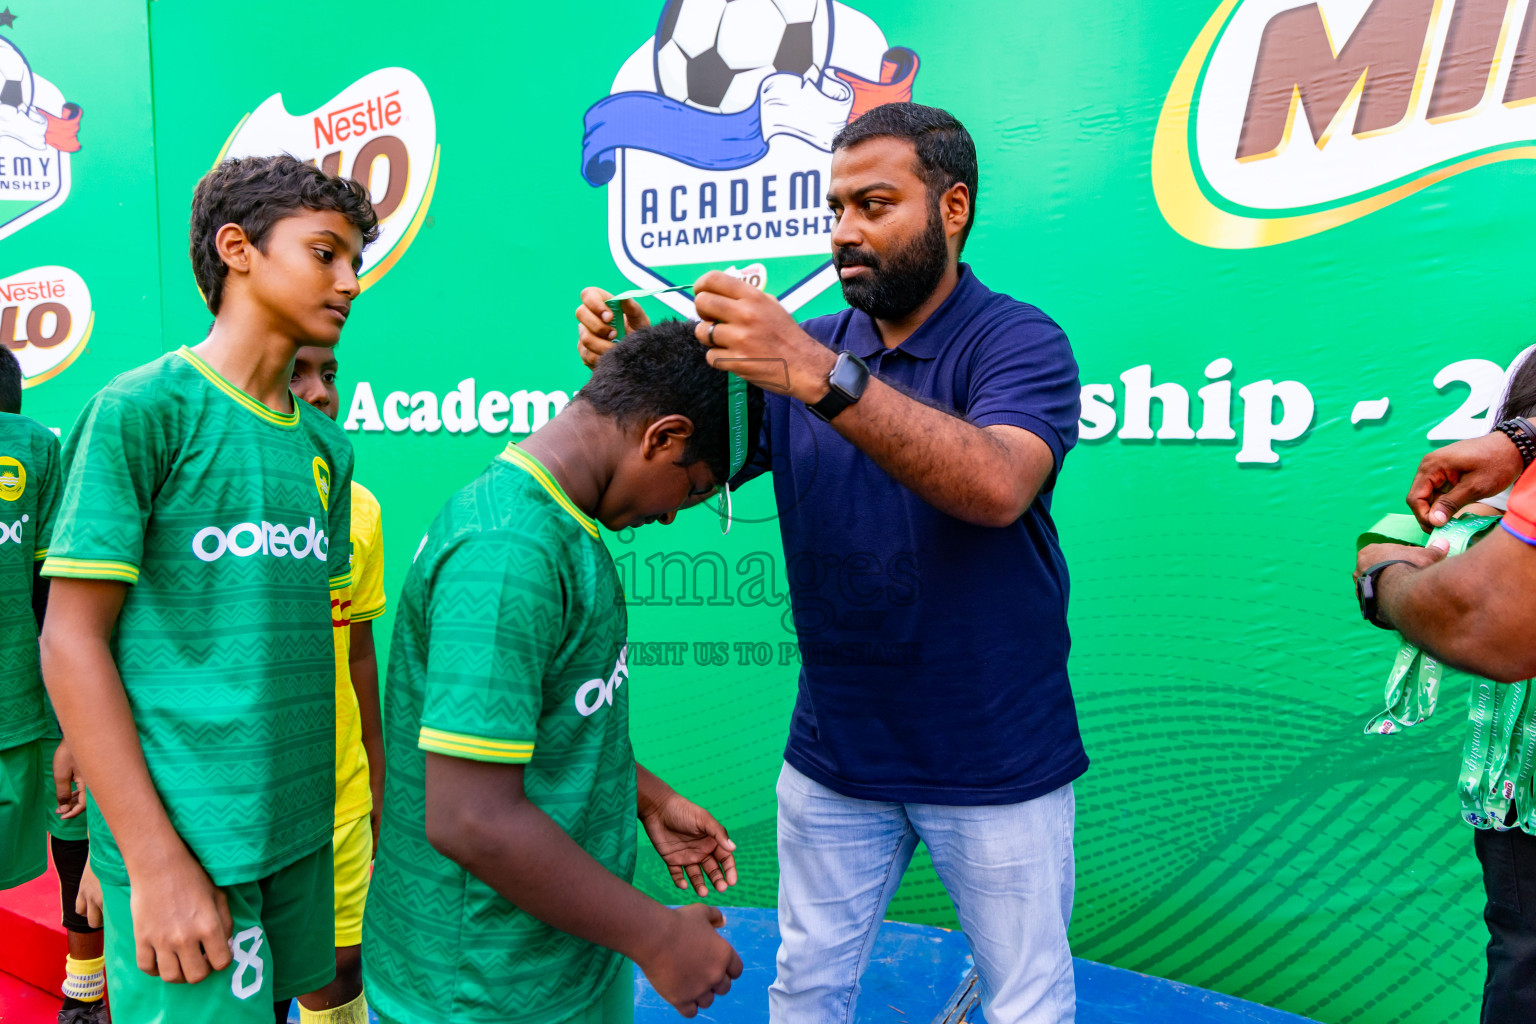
[580,91,770,187]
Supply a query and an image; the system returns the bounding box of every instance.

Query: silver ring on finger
[708,321,717,346]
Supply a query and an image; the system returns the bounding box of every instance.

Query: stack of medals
[1360,513,1536,832]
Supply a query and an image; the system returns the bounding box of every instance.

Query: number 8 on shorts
[229,926,266,1000]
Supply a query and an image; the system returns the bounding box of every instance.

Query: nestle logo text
[0,278,65,304]
[313,91,402,148]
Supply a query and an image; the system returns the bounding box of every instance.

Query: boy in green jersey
[0,348,109,1023]
[364,319,759,1024]
[0,346,63,894]
[39,155,378,1024]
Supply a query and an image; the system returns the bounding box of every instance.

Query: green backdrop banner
[10,1,1536,1021]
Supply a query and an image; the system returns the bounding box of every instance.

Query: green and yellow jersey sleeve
[416,530,560,765]
[43,387,165,585]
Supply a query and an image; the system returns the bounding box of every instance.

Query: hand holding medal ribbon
[1358,512,1536,830]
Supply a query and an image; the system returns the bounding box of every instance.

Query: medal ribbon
[1359,514,1497,734]
[1358,512,1536,831]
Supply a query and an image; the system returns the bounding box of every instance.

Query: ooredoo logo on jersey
[191,519,329,564]
[576,645,630,718]
[0,513,28,544]
[219,67,438,290]
[580,0,921,317]
[1155,0,1536,247]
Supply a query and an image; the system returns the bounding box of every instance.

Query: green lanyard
[1357,514,1495,736]
[605,286,689,340]
[1463,677,1532,830]
[605,286,748,533]
[1358,512,1536,832]
[1360,514,1496,734]
[1506,698,1536,833]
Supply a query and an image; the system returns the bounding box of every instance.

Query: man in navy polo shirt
[576,103,1084,1024]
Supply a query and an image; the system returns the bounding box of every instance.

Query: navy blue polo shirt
[738,264,1087,805]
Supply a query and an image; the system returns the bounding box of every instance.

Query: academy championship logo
[1155,0,1536,247]
[0,264,92,388]
[581,0,920,316]
[219,68,438,290]
[0,33,82,242]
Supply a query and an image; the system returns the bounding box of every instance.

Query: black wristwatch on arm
[808,350,870,422]
[1357,559,1416,630]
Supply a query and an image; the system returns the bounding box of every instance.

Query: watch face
[830,353,868,398]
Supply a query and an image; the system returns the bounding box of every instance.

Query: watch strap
[1358,558,1417,629]
[809,383,855,422]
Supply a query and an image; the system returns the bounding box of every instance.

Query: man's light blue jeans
[769,762,1076,1024]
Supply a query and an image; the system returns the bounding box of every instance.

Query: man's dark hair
[1498,345,1536,422]
[0,346,20,414]
[578,319,765,483]
[189,155,380,314]
[833,103,979,253]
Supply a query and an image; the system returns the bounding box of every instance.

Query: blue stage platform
[631,907,1316,1024]
[278,905,1315,1023]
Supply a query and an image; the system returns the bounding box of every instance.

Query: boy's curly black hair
[0,346,20,415]
[189,155,380,314]
[578,318,766,484]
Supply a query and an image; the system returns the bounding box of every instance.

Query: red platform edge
[0,850,67,998]
[0,968,61,1022]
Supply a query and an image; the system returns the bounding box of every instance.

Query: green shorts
[374,961,634,1024]
[101,841,335,1022]
[0,738,48,889]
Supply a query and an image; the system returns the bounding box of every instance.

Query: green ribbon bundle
[1359,513,1536,831]
[605,286,748,534]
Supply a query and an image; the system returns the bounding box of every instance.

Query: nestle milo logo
[220,67,438,291]
[1155,0,1536,247]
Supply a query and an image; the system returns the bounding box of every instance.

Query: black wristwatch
[1494,416,1536,467]
[1357,559,1416,630]
[808,351,870,422]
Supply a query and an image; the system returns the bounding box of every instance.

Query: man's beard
[833,205,949,321]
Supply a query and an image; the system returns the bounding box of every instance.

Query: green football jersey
[0,413,61,751]
[365,443,636,1024]
[42,347,352,886]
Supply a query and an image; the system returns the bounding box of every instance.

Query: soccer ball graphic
[0,37,33,113]
[655,0,832,115]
